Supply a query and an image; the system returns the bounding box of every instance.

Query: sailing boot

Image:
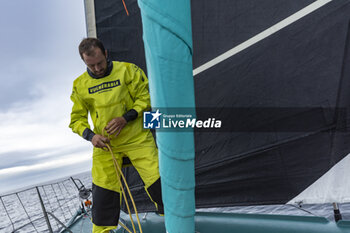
[146,178,164,215]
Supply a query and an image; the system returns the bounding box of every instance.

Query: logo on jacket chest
[88,80,121,94]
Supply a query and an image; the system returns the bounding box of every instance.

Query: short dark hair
[78,38,106,60]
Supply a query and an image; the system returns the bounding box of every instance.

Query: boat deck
[63,211,350,233]
[62,213,93,233]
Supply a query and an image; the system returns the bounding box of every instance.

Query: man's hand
[105,117,127,136]
[91,134,110,149]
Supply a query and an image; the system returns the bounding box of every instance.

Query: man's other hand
[105,117,127,136]
[92,134,110,148]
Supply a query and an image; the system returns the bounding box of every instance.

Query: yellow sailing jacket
[69,61,154,152]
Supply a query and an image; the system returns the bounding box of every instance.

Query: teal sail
[137,0,196,232]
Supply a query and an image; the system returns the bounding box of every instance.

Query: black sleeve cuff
[82,128,95,141]
[123,109,138,122]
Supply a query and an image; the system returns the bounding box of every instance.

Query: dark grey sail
[86,0,350,212]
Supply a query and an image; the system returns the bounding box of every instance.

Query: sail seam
[195,124,336,172]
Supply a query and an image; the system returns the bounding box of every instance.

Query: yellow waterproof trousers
[92,145,160,193]
[91,146,160,232]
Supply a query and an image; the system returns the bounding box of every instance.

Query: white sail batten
[288,153,350,205]
[193,0,333,76]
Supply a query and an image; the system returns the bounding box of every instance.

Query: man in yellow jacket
[69,38,163,232]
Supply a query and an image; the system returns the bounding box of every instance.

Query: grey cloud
[0,145,90,170]
[0,160,91,195]
[0,81,40,111]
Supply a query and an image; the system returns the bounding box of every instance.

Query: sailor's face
[83,47,108,78]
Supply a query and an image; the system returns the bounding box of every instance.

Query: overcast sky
[0,0,93,194]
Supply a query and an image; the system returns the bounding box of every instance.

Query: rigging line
[0,196,15,231]
[41,186,54,211]
[46,212,73,233]
[62,180,76,209]
[1,186,40,198]
[328,20,350,165]
[58,182,74,217]
[58,183,73,220]
[41,186,59,230]
[51,184,68,222]
[61,181,73,211]
[193,0,333,76]
[61,182,75,217]
[64,179,81,212]
[49,184,64,214]
[60,194,79,209]
[122,0,130,16]
[15,193,39,233]
[10,216,48,232]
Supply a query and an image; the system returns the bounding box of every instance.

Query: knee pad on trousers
[92,183,121,226]
[147,178,164,214]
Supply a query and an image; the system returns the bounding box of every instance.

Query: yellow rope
[102,129,143,233]
[108,144,136,233]
[118,220,133,233]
